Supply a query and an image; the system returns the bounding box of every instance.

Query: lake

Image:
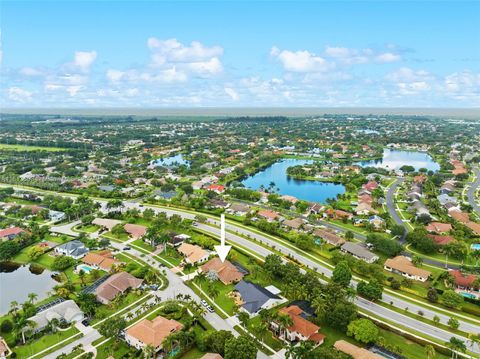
[359,149,440,172]
[241,159,345,203]
[0,262,58,314]
[150,153,189,167]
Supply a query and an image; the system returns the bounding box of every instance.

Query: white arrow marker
[214,214,231,262]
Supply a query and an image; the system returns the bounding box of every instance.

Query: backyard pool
[471,243,480,250]
[76,264,94,273]
[460,292,478,299]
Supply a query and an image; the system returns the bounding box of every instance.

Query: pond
[150,153,189,167]
[358,149,440,172]
[0,262,58,315]
[241,159,345,203]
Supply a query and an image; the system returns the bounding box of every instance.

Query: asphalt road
[467,166,480,217]
[195,221,480,353]
[386,177,407,234]
[3,184,479,353]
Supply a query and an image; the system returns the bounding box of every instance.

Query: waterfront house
[55,240,89,259]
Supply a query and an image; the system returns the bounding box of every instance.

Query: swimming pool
[76,264,94,273]
[471,244,480,250]
[460,292,477,299]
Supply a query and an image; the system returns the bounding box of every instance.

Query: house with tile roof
[425,222,452,234]
[200,258,245,285]
[0,227,26,241]
[125,315,183,353]
[313,228,345,247]
[334,340,383,359]
[95,272,143,304]
[449,270,478,290]
[384,256,431,282]
[124,223,148,240]
[271,305,325,346]
[177,243,209,264]
[81,250,120,271]
[92,218,122,232]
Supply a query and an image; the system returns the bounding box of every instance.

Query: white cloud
[72,51,97,72]
[444,71,480,92]
[325,46,400,65]
[187,57,222,75]
[385,67,432,83]
[375,52,401,63]
[106,69,125,82]
[8,87,33,102]
[20,67,44,76]
[147,38,223,63]
[224,87,240,101]
[271,47,331,72]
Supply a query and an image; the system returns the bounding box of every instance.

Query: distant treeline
[216,116,290,123]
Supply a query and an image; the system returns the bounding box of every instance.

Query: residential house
[200,258,245,285]
[307,203,324,215]
[324,209,353,221]
[271,305,325,346]
[426,222,453,234]
[207,198,230,209]
[313,228,345,247]
[449,270,478,291]
[362,181,379,192]
[355,202,378,215]
[227,203,250,216]
[280,195,298,204]
[55,240,89,259]
[95,272,143,304]
[384,256,431,282]
[257,210,282,222]
[0,337,9,358]
[234,280,284,315]
[92,218,122,232]
[27,300,84,333]
[206,184,226,194]
[427,234,455,247]
[341,242,379,263]
[168,234,191,247]
[200,354,223,359]
[334,340,383,359]
[177,243,209,264]
[48,210,66,222]
[125,315,183,353]
[124,223,148,240]
[81,250,120,271]
[0,227,26,241]
[283,218,304,231]
[368,215,385,230]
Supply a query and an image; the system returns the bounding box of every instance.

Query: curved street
[466,166,480,217]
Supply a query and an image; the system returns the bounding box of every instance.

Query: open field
[0,143,67,152]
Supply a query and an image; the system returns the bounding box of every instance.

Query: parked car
[123,246,131,250]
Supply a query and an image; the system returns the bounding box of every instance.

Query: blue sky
[2,1,479,108]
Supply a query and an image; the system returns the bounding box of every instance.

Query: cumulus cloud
[224,87,240,101]
[325,46,401,64]
[271,46,331,72]
[385,67,433,95]
[8,87,33,102]
[72,51,97,72]
[106,38,224,85]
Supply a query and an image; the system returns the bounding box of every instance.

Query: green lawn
[0,143,67,152]
[75,224,100,233]
[247,315,284,351]
[192,278,237,316]
[14,326,80,358]
[180,347,206,359]
[95,339,132,359]
[12,247,57,270]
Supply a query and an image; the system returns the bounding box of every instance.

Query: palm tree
[468,333,480,358]
[9,301,19,318]
[142,344,156,359]
[78,269,86,286]
[444,244,457,269]
[412,255,423,267]
[424,344,436,359]
[285,342,297,359]
[254,322,269,345]
[27,293,38,304]
[276,313,293,340]
[447,337,467,359]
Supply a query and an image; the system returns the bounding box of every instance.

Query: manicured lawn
[95,339,132,359]
[13,247,57,270]
[180,347,206,359]
[15,326,80,358]
[193,279,237,316]
[0,143,67,152]
[75,224,100,233]
[92,292,149,324]
[247,315,284,351]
